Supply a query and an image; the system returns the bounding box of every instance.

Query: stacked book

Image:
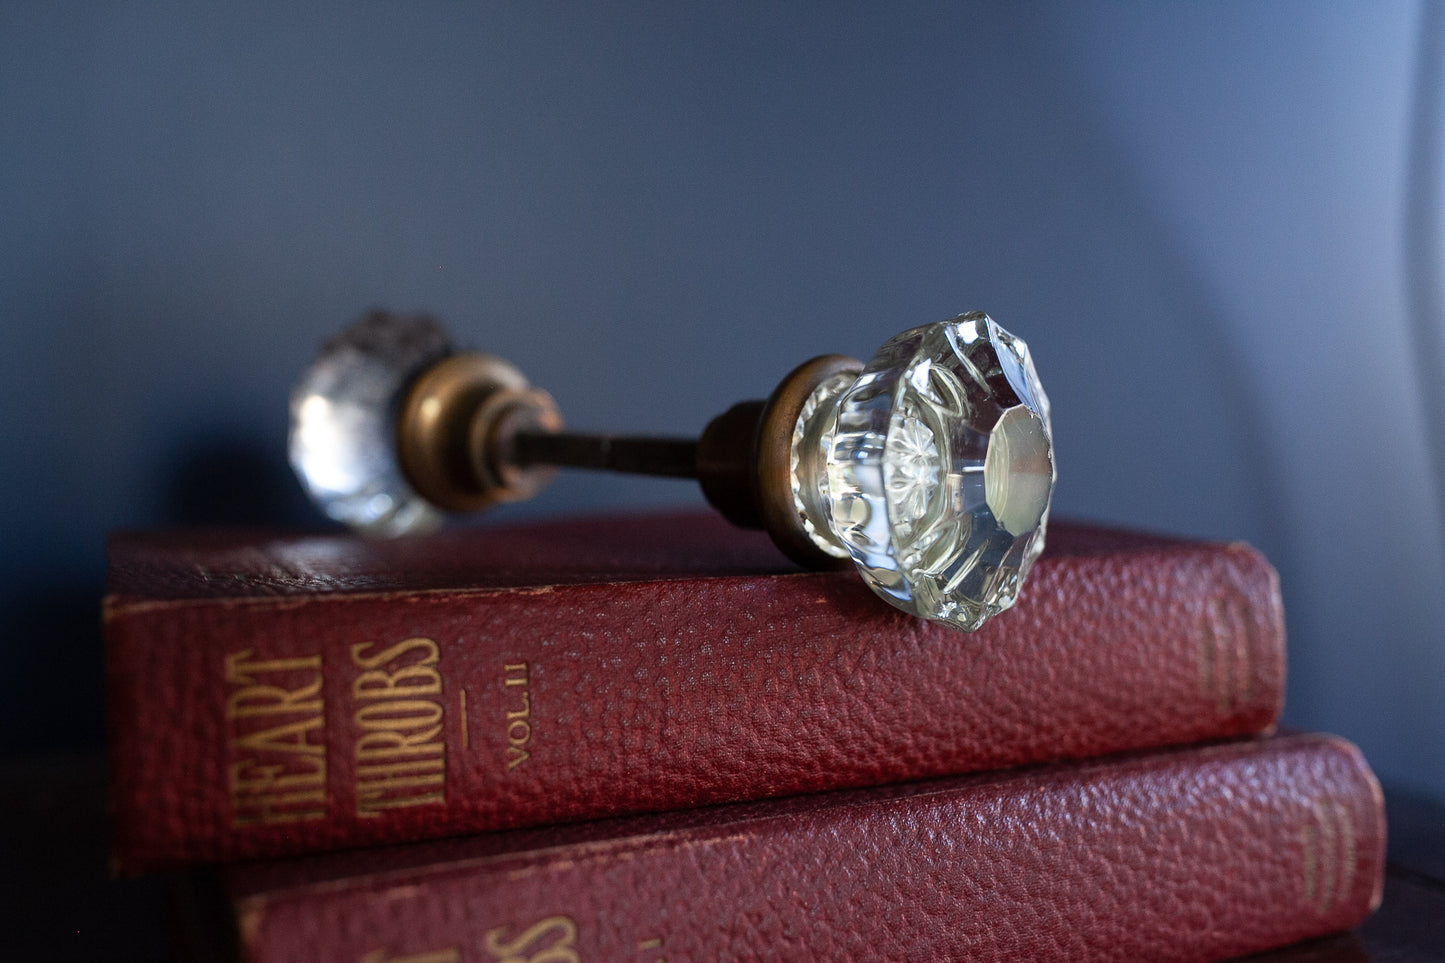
[105,511,1384,962]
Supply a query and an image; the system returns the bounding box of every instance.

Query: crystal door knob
[290,310,1055,631]
[791,316,1055,630]
[289,312,455,536]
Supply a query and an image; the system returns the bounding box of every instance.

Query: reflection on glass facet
[985,406,1052,537]
[789,312,1054,631]
[288,314,452,536]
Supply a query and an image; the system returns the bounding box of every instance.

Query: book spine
[232,734,1383,963]
[107,541,1284,873]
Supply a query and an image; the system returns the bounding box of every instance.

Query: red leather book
[203,732,1382,963]
[106,512,1285,874]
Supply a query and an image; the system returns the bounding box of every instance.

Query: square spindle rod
[509,431,700,479]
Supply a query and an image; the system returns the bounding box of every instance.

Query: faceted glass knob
[789,313,1055,630]
[289,313,454,536]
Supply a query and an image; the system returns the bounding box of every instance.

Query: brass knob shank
[394,347,863,569]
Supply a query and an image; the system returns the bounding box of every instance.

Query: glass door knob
[290,310,1055,631]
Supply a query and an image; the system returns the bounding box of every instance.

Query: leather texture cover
[106,512,1286,874]
[220,732,1383,963]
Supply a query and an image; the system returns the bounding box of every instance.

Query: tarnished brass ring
[469,387,563,504]
[755,354,863,570]
[397,352,534,513]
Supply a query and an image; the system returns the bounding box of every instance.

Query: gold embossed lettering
[484,915,578,963]
[351,638,446,816]
[225,649,326,827]
[352,637,440,671]
[357,727,444,760]
[355,757,445,812]
[227,677,322,718]
[353,639,441,701]
[360,950,461,963]
[503,663,532,771]
[234,716,325,757]
[1301,797,1354,913]
[356,700,445,730]
[1198,591,1256,714]
[227,651,323,684]
[507,690,531,720]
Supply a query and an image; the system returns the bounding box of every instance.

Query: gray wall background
[3,3,1443,798]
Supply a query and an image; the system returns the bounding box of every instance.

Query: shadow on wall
[161,431,317,529]
[0,428,318,755]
